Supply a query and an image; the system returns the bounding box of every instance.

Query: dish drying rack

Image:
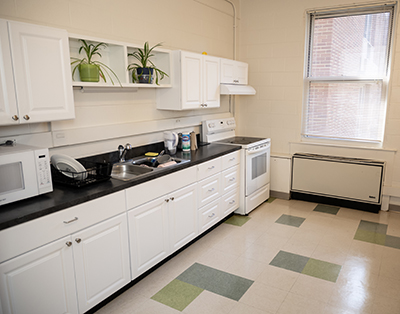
[51,160,112,188]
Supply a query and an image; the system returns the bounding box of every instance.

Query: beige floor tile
[281,237,318,256]
[311,244,348,265]
[337,263,379,289]
[229,302,271,314]
[290,274,335,303]
[242,243,281,264]
[361,210,391,224]
[226,256,268,280]
[183,290,236,314]
[95,291,149,314]
[252,232,290,250]
[318,233,354,251]
[211,233,256,255]
[374,275,400,300]
[276,292,328,314]
[240,281,288,313]
[324,217,359,237]
[257,265,300,292]
[371,294,400,314]
[265,223,298,239]
[128,270,175,298]
[336,207,364,221]
[196,247,239,271]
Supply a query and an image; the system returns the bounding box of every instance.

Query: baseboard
[270,191,290,200]
[290,192,380,213]
[389,204,400,212]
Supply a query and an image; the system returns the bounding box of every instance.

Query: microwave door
[245,148,269,196]
[0,151,38,205]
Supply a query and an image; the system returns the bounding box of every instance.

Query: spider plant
[71,39,121,85]
[127,42,168,85]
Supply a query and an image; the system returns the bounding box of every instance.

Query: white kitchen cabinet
[128,182,197,278]
[198,198,220,234]
[157,50,220,110]
[73,213,130,313]
[197,173,222,208]
[169,183,198,252]
[128,195,170,279]
[0,236,78,314]
[220,58,248,85]
[0,19,74,125]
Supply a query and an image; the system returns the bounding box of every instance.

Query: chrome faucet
[118,143,132,162]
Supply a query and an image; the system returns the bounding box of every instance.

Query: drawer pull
[208,166,215,170]
[229,157,235,161]
[66,241,72,247]
[75,238,81,243]
[63,217,78,224]
[229,200,236,205]
[208,188,215,192]
[229,177,236,182]
[208,213,215,218]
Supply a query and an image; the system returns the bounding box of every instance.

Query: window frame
[302,3,397,145]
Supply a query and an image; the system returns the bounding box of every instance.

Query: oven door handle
[246,147,269,155]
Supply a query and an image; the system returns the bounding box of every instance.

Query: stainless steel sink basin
[131,155,190,168]
[111,163,153,181]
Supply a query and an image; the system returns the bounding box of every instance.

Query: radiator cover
[291,153,385,207]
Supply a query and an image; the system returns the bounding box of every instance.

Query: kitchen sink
[111,155,190,181]
[111,163,153,181]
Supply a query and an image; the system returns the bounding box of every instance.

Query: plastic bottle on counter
[181,132,190,151]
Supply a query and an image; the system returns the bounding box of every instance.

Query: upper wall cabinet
[157,50,220,110]
[69,35,171,88]
[220,58,248,85]
[0,19,75,126]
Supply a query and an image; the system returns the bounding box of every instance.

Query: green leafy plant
[71,39,121,85]
[127,42,169,85]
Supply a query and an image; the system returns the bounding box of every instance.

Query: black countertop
[0,143,240,231]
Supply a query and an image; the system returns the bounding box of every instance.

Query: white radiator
[291,153,384,204]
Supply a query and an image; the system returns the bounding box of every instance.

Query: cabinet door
[128,196,170,279]
[0,236,78,314]
[198,173,221,208]
[181,51,202,109]
[235,61,248,85]
[7,20,74,123]
[220,58,235,84]
[73,213,130,314]
[169,183,198,252]
[203,55,220,108]
[0,20,18,125]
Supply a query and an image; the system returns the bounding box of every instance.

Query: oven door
[245,144,270,196]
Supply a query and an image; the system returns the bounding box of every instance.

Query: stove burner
[216,136,266,145]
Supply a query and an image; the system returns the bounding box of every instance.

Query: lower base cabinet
[0,213,130,314]
[128,183,197,279]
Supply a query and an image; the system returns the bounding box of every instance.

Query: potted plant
[71,39,121,85]
[127,42,168,85]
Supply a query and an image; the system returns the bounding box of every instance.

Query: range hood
[220,84,256,95]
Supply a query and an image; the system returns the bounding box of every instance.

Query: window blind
[303,3,395,143]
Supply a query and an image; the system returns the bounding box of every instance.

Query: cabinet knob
[75,238,81,243]
[233,80,239,83]
[165,199,169,202]
[170,197,175,201]
[204,104,208,107]
[23,115,30,120]
[66,241,72,247]
[12,115,19,121]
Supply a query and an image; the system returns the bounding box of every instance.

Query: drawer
[221,151,240,171]
[0,191,126,263]
[126,166,197,209]
[197,157,221,181]
[221,188,239,217]
[198,198,220,234]
[221,165,239,194]
[197,173,221,208]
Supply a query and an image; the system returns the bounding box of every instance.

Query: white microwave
[0,143,53,206]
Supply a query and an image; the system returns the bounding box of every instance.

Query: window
[303,3,396,143]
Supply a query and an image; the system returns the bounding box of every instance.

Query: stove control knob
[208,123,215,128]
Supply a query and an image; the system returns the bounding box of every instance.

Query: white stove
[202,118,271,215]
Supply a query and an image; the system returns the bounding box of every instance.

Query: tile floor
[95,199,400,314]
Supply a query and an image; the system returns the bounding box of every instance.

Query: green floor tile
[313,204,340,215]
[358,220,388,234]
[266,197,276,203]
[302,258,342,282]
[151,279,203,311]
[385,235,400,249]
[224,215,251,227]
[176,263,253,301]
[275,214,306,228]
[269,251,310,273]
[354,229,386,245]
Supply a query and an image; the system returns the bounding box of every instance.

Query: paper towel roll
[190,132,198,150]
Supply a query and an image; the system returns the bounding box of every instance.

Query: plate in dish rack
[51,154,87,180]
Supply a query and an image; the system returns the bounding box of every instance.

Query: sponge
[145,152,159,157]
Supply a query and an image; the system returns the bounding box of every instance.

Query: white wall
[237,0,400,206]
[0,0,240,157]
